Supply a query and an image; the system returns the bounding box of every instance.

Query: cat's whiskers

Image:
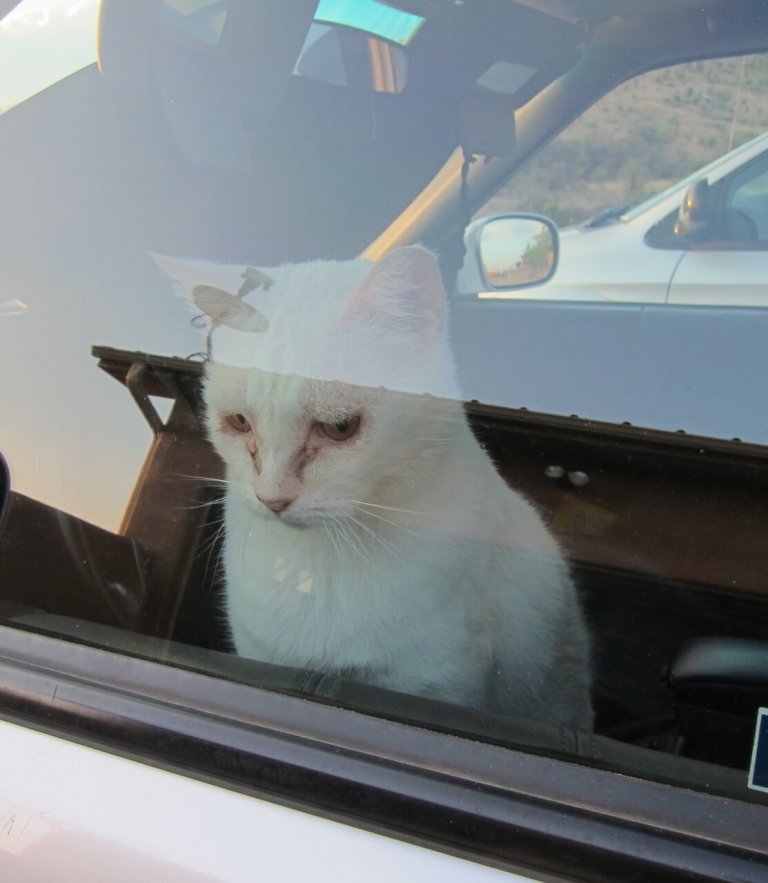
[168,473,231,512]
[173,494,227,512]
[322,520,344,557]
[329,514,373,564]
[195,515,227,557]
[348,499,432,516]
[341,518,375,564]
[354,505,454,551]
[195,517,228,585]
[170,472,230,486]
[326,516,354,559]
[346,512,401,560]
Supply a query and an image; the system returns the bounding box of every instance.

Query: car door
[2,3,768,881]
[668,148,768,305]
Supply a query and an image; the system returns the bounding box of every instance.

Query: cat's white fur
[160,247,592,729]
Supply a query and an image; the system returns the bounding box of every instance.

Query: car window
[482,53,768,225]
[723,150,768,242]
[472,53,768,305]
[0,3,767,876]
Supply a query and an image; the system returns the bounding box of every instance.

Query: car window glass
[0,1,766,823]
[473,54,768,306]
[723,152,768,241]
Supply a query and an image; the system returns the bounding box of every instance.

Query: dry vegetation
[483,54,768,226]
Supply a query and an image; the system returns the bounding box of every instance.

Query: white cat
[159,247,593,730]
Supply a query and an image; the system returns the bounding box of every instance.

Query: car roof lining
[94,0,589,261]
[379,1,768,259]
[27,0,768,269]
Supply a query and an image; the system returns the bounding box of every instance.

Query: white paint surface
[0,718,535,882]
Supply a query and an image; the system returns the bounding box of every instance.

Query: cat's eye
[319,415,361,441]
[225,413,252,433]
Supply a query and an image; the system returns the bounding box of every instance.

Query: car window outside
[476,53,768,305]
[0,4,767,865]
[724,150,768,241]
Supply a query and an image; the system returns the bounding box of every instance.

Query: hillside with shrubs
[483,54,768,226]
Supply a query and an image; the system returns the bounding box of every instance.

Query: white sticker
[747,707,768,793]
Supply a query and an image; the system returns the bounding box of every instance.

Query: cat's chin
[276,517,312,529]
[253,508,310,527]
[255,506,326,528]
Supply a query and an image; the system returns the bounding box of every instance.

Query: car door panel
[668,248,768,306]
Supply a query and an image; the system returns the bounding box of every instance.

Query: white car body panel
[0,719,528,882]
[452,301,768,445]
[532,225,682,304]
[453,133,768,447]
[670,249,768,306]
[544,132,768,306]
[461,131,768,306]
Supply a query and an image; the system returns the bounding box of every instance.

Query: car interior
[1,0,767,805]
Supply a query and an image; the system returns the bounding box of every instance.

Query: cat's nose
[257,495,294,514]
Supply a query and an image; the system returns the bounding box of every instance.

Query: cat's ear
[346,246,445,338]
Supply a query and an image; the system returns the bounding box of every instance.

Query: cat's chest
[221,510,472,663]
[226,532,395,667]
[234,543,336,602]
[223,514,394,618]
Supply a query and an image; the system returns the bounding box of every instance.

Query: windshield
[0,0,99,115]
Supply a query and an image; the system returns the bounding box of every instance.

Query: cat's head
[158,246,461,523]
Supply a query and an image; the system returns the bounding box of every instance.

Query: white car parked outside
[471,130,768,305]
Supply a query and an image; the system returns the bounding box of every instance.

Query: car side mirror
[465,214,558,292]
[674,179,713,240]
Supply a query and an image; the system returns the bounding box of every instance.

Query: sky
[0,0,100,113]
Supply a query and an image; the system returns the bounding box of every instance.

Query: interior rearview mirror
[476,215,559,290]
[294,23,408,93]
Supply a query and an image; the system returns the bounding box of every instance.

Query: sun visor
[460,88,517,158]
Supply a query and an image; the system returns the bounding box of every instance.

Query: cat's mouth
[262,505,319,528]
[257,506,307,526]
[250,492,345,527]
[276,505,352,528]
[275,513,312,528]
